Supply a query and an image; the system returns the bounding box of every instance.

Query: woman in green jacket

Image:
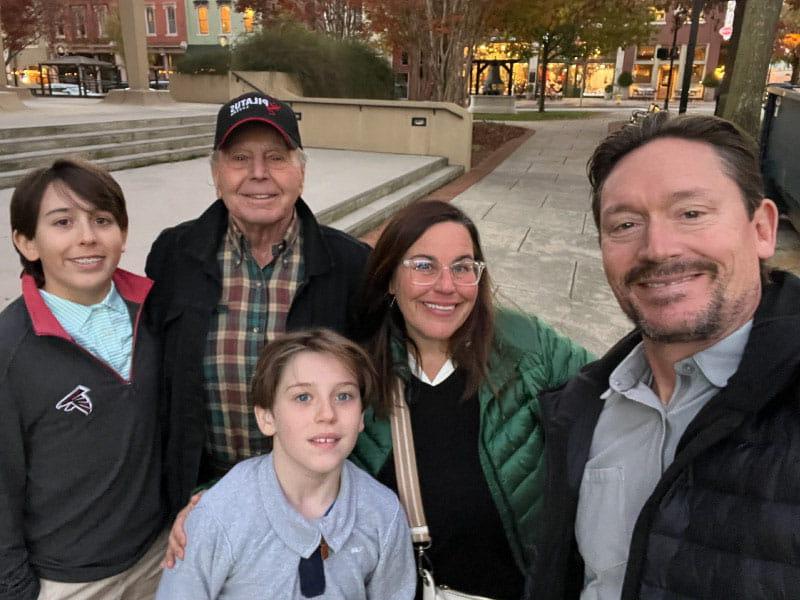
[352,201,592,599]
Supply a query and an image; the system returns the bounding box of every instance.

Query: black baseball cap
[214,92,302,150]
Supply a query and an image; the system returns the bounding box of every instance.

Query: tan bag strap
[389,378,431,544]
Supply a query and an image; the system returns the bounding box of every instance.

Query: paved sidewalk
[454,112,632,355]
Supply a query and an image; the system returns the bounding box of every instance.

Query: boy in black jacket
[0,159,166,600]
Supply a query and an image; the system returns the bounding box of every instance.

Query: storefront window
[584,63,615,96]
[691,64,704,84]
[632,64,653,84]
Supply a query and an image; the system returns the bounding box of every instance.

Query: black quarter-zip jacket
[0,270,165,600]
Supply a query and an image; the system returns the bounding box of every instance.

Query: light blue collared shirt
[40,283,133,379]
[577,321,753,600]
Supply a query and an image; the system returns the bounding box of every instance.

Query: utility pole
[678,0,704,114]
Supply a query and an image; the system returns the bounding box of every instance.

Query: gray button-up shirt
[577,321,752,600]
[156,454,415,599]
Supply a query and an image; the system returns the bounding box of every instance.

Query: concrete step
[0,122,214,155]
[0,133,214,171]
[0,115,215,140]
[315,157,449,225]
[0,144,212,189]
[326,165,464,237]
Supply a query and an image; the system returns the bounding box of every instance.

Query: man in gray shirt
[526,113,800,600]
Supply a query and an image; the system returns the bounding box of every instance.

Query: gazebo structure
[37,56,119,97]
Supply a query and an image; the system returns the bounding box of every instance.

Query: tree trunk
[792,53,800,85]
[719,0,783,139]
[538,42,549,113]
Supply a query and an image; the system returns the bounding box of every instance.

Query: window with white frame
[165,5,177,35]
[73,5,88,38]
[145,5,156,35]
[95,5,109,38]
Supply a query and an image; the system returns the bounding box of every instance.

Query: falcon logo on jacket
[56,385,93,416]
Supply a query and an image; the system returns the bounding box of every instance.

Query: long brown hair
[356,201,494,416]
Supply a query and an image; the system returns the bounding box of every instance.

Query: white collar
[407,353,455,386]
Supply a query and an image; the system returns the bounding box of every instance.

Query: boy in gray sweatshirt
[156,329,415,599]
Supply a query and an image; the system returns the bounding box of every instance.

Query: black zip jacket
[0,271,165,600]
[144,198,369,516]
[527,270,800,600]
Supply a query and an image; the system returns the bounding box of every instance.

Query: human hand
[161,492,203,568]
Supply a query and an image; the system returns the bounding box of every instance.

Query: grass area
[473,111,595,121]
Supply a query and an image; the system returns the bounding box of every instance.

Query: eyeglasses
[400,257,486,286]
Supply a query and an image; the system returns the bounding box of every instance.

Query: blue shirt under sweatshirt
[39,283,133,379]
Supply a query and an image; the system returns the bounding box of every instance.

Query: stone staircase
[0,115,215,189]
[320,158,463,237]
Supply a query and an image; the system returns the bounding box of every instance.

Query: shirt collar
[603,320,754,397]
[226,210,301,267]
[39,282,127,330]
[407,352,455,386]
[259,453,356,559]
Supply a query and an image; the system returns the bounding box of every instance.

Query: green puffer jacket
[351,308,593,572]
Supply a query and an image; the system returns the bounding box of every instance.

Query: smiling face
[599,137,777,347]
[254,351,364,488]
[212,123,304,242]
[13,182,127,305]
[389,221,480,353]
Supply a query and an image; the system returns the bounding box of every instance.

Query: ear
[358,410,364,433]
[12,230,40,262]
[254,405,276,437]
[121,228,128,253]
[753,198,779,260]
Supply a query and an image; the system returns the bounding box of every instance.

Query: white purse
[390,381,498,600]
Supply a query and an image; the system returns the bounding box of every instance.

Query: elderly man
[145,92,369,557]
[527,113,800,599]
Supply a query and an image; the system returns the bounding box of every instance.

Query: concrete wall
[288,98,472,168]
[169,72,229,102]
[169,72,472,167]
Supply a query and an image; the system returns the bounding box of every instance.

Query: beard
[616,259,741,344]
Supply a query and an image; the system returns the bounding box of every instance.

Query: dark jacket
[527,270,800,600]
[145,198,369,515]
[352,309,593,572]
[0,271,164,600]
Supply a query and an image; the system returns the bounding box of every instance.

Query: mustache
[624,260,718,286]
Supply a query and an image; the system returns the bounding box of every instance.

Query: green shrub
[232,24,393,99]
[604,83,614,94]
[702,73,721,87]
[175,45,231,75]
[616,71,633,88]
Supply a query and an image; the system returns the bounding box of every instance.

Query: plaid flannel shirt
[202,213,304,468]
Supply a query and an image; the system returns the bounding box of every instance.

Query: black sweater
[0,272,165,600]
